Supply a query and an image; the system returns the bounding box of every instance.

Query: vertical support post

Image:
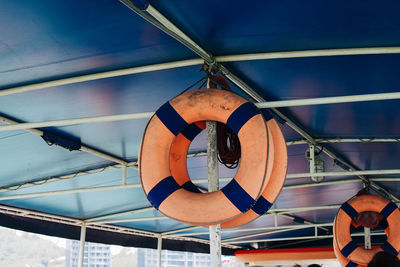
[157,235,162,267]
[273,213,278,227]
[308,144,324,182]
[78,222,87,267]
[364,227,371,249]
[207,120,222,267]
[122,165,127,185]
[309,144,316,174]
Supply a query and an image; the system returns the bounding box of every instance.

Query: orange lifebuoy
[169,117,285,227]
[333,194,400,265]
[333,232,365,267]
[140,89,271,225]
[220,118,287,228]
[169,121,206,193]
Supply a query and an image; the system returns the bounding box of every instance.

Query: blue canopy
[1,0,400,254]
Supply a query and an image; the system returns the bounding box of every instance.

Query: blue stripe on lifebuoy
[380,201,398,218]
[147,176,180,209]
[345,261,358,267]
[181,181,201,193]
[340,240,358,258]
[251,196,272,215]
[181,123,203,141]
[382,241,399,256]
[227,102,260,134]
[156,102,188,136]
[261,109,273,121]
[341,202,358,219]
[221,179,255,213]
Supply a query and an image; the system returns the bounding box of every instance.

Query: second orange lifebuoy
[169,111,287,227]
[220,117,287,228]
[333,194,400,265]
[333,232,364,267]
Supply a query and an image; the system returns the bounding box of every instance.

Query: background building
[66,240,111,267]
[138,248,243,267]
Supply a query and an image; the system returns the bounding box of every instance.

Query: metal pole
[2,45,400,98]
[122,166,127,185]
[287,137,400,146]
[78,222,87,267]
[86,216,168,225]
[4,169,400,202]
[207,120,222,267]
[0,112,154,132]
[216,47,400,63]
[3,91,400,132]
[157,235,162,267]
[273,213,278,227]
[287,169,400,179]
[309,144,316,175]
[0,59,202,97]
[365,227,372,249]
[85,207,154,223]
[225,231,385,244]
[254,91,400,109]
[2,173,399,204]
[0,184,141,201]
[164,223,334,238]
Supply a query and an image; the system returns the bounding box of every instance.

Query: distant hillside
[0,226,65,267]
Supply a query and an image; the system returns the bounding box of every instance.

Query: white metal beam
[84,204,344,225]
[164,223,334,238]
[1,174,398,202]
[0,184,141,201]
[222,227,309,243]
[216,47,400,62]
[162,226,203,236]
[87,216,168,225]
[287,137,400,146]
[0,200,381,247]
[1,47,400,98]
[256,91,400,109]
[85,207,154,223]
[225,231,385,244]
[0,204,81,225]
[2,91,400,131]
[4,143,398,194]
[279,214,330,232]
[0,164,125,193]
[0,112,153,133]
[0,59,202,97]
[287,169,400,179]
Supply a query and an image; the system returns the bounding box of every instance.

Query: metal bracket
[306,144,324,182]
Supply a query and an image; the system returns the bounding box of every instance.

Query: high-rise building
[65,240,111,267]
[137,248,243,267]
[138,248,210,267]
